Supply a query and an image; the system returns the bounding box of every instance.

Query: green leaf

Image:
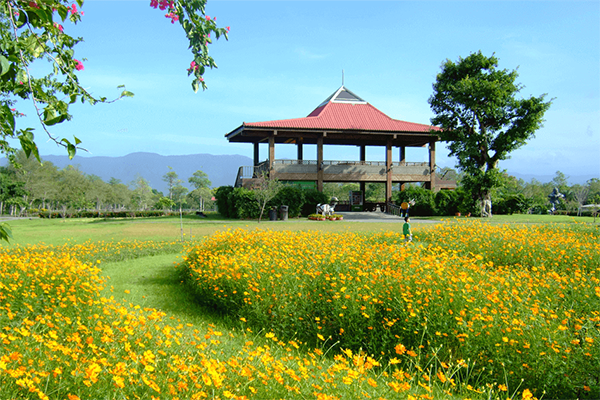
[120,90,134,98]
[0,223,13,243]
[0,56,10,76]
[31,8,53,26]
[44,114,68,126]
[57,5,68,21]
[18,129,40,162]
[67,143,76,159]
[1,104,15,133]
[61,138,77,159]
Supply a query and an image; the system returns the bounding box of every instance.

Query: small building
[225,86,455,204]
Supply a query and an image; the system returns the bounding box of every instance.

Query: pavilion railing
[234,161,270,187]
[386,203,403,217]
[273,160,428,167]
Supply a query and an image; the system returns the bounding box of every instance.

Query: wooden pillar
[297,137,303,161]
[253,142,259,166]
[428,140,436,190]
[386,139,393,203]
[317,135,324,192]
[399,146,406,164]
[359,182,366,206]
[359,145,366,205]
[268,132,275,171]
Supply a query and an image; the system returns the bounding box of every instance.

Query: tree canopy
[1,0,228,164]
[429,51,552,216]
[0,0,228,240]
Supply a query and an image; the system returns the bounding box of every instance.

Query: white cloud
[295,47,329,60]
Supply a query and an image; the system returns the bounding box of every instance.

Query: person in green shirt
[403,217,412,243]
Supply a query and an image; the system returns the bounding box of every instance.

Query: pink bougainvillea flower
[165,12,179,23]
[188,61,199,72]
[205,15,211,21]
[150,0,158,8]
[70,4,77,14]
[226,26,230,32]
[74,59,84,71]
[29,1,40,9]
[158,0,170,10]
[54,22,64,32]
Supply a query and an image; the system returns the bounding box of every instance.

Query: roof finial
[342,69,344,87]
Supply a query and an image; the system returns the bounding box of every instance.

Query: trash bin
[269,207,277,221]
[279,205,289,221]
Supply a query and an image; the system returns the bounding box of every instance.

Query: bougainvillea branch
[149,0,229,92]
[0,0,228,166]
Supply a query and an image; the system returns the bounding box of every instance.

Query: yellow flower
[522,389,533,400]
[394,343,406,355]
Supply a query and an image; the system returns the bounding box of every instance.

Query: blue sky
[15,0,600,183]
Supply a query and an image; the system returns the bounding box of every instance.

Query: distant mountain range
[30,152,253,194]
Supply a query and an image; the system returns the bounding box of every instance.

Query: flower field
[183,222,600,399]
[1,222,598,400]
[1,237,490,400]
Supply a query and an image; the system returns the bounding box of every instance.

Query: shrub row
[395,186,542,216]
[37,210,178,219]
[214,185,329,219]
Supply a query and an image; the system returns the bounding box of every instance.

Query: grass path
[100,253,211,325]
[98,252,251,351]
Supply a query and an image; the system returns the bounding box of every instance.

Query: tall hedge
[214,186,234,218]
[231,187,259,219]
[301,190,329,216]
[395,186,436,216]
[271,186,305,218]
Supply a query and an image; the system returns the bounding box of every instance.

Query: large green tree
[429,51,552,216]
[0,0,229,240]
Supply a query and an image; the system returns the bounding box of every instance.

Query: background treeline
[0,152,214,218]
[2,151,598,219]
[393,170,600,216]
[214,168,600,218]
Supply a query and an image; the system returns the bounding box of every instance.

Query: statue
[548,187,565,214]
[316,197,339,217]
[482,198,492,217]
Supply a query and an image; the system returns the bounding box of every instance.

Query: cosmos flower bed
[183,223,600,399]
[2,240,491,400]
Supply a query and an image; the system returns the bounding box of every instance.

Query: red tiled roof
[243,99,437,133]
